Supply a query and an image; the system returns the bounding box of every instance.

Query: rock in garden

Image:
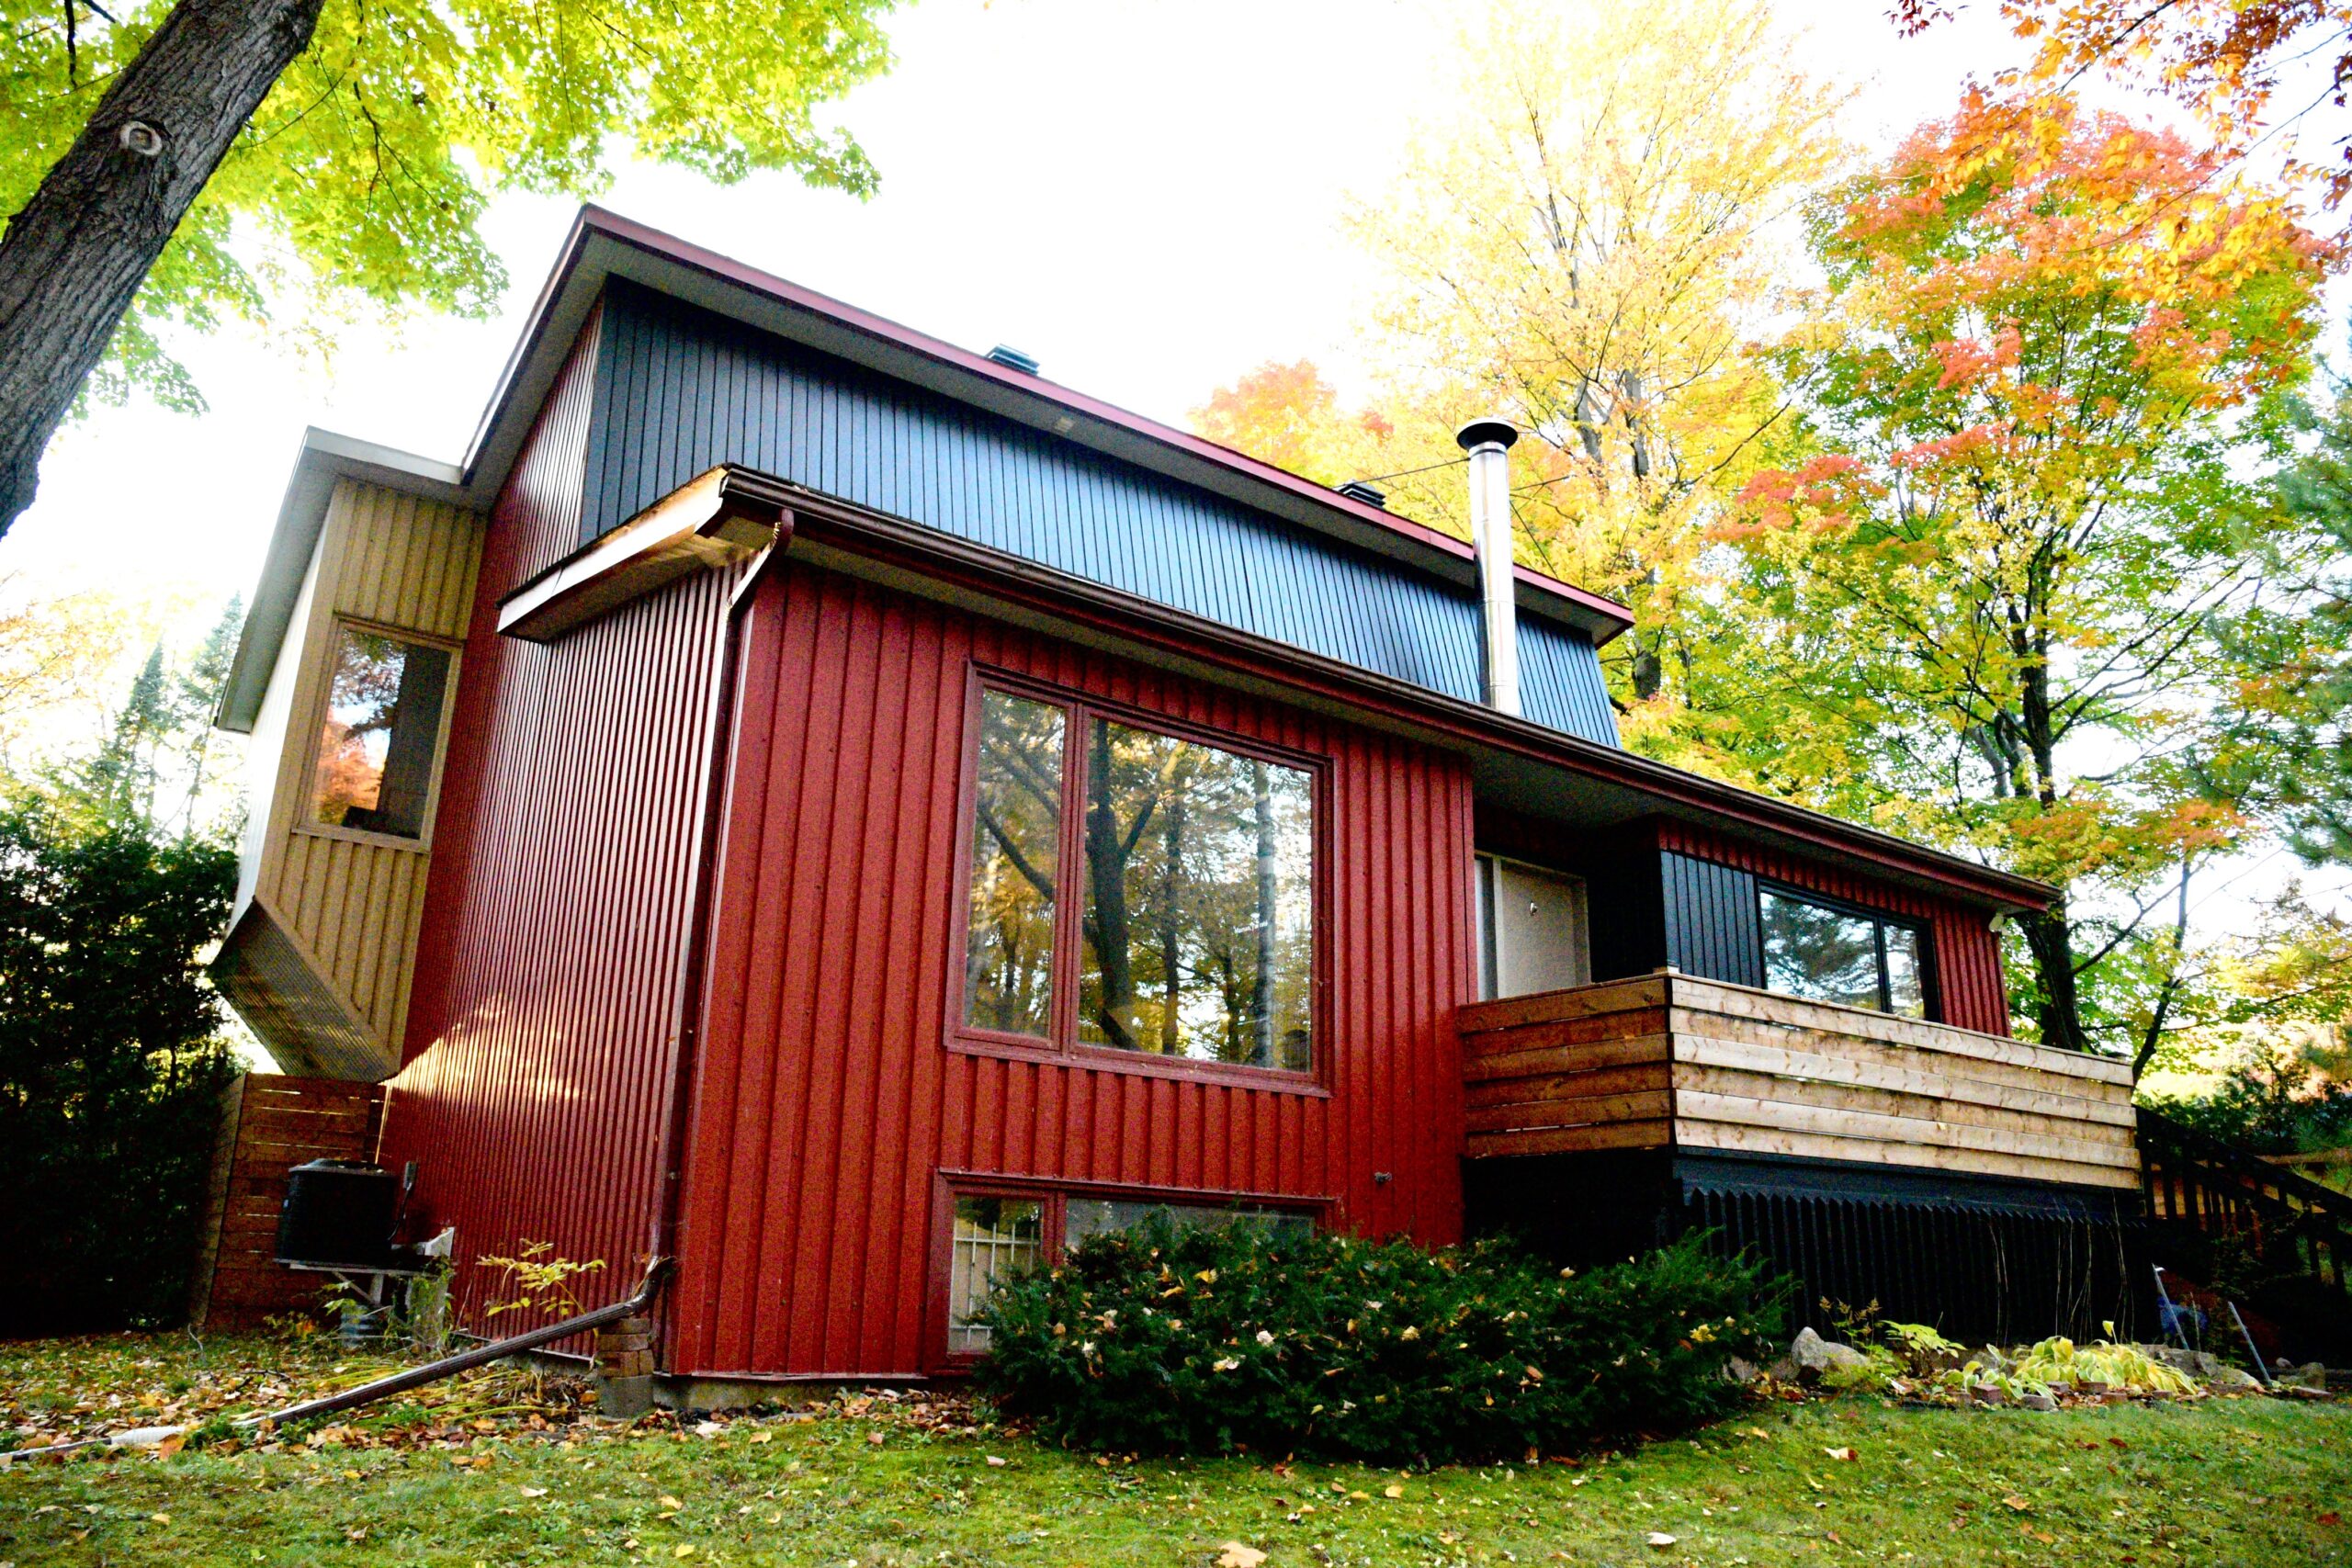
[2273,1361,2329,1392]
[1790,1326,1869,1382]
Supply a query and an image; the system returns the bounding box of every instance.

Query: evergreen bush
[0,800,240,1333]
[973,1223,1782,1461]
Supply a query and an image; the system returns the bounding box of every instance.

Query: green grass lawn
[2,1335,2346,1566]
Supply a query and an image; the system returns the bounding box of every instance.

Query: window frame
[293,615,463,854]
[927,1170,1331,1371]
[1755,881,1939,1021]
[944,665,1333,1095]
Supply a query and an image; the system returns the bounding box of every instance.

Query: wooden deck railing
[2139,1110,2351,1294]
[1459,970,2141,1190]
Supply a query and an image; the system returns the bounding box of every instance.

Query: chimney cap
[1454,416,1520,452]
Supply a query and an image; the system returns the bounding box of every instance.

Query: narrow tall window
[1078,722,1314,1070]
[1758,887,1930,1018]
[964,692,1066,1036]
[311,626,453,840]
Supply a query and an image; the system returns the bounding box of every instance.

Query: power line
[1341,456,1468,488]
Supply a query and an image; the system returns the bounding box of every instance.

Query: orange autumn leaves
[1737,92,2328,545]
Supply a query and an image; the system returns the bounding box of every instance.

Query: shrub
[972,1223,1783,1462]
[0,800,239,1333]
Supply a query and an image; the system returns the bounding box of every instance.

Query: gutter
[763,475,2056,913]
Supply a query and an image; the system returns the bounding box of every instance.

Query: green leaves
[972,1223,1784,1463]
[0,0,899,401]
[0,797,239,1333]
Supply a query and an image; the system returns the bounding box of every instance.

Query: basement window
[311,624,455,841]
[944,1188,1313,1355]
[956,682,1320,1077]
[1758,886,1929,1018]
[945,1195,1045,1354]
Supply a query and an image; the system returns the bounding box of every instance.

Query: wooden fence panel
[187,1075,385,1332]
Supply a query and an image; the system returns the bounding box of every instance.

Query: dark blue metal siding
[583,280,1621,748]
[1661,851,1764,987]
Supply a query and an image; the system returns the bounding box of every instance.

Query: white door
[1476,854,1591,999]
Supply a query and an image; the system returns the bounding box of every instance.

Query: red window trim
[942,660,1334,1097]
[924,1170,1337,1371]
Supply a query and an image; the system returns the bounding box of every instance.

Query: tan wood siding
[1458,976,1674,1157]
[230,479,485,1077]
[1458,972,2140,1189]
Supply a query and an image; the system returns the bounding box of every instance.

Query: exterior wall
[671,561,1478,1378]
[1654,819,2013,1038]
[1479,810,2012,1037]
[218,478,484,1078]
[381,304,738,1319]
[188,1075,387,1331]
[584,279,1620,746]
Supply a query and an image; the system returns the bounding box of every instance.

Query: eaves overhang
[457,206,1636,649]
[728,466,2055,917]
[216,429,467,734]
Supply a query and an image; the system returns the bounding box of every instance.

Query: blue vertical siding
[583,280,1621,748]
[1661,851,1764,988]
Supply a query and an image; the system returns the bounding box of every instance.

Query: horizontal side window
[1758,886,1930,1019]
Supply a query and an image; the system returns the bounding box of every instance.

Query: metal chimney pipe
[1456,416,1521,716]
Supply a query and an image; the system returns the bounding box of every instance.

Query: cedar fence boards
[188,1074,386,1332]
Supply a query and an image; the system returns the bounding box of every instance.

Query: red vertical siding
[672,563,1477,1378]
[381,304,740,1321]
[1652,819,2013,1037]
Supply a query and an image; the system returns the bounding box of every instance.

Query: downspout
[648,512,795,1290]
[7,1261,673,1461]
[1455,416,1522,716]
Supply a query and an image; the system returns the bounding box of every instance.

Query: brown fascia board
[741,466,2054,915]
[496,467,794,642]
[453,206,1635,648]
[217,429,468,734]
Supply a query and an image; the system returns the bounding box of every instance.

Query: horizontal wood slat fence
[2138,1109,2352,1359]
[188,1074,385,1332]
[1459,971,2142,1190]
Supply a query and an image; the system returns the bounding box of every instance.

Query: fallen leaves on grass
[0,1331,994,1463]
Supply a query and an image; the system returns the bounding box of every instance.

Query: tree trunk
[0,0,323,538]
[2020,903,2086,1054]
[1159,795,1183,1055]
[1248,761,1277,1067]
[1083,725,1138,1051]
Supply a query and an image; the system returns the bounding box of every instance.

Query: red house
[213,209,2151,1392]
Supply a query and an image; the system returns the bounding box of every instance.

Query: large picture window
[311,624,454,841]
[958,683,1318,1076]
[1758,886,1929,1018]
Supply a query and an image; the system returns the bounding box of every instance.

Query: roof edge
[759,468,2055,914]
[216,430,469,733]
[458,206,1636,647]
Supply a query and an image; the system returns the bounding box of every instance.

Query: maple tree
[1897,0,2352,219]
[1193,0,1845,723]
[1189,362,1392,489]
[0,0,899,540]
[1730,92,2331,1058]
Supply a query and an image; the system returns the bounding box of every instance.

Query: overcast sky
[3,0,2035,622]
